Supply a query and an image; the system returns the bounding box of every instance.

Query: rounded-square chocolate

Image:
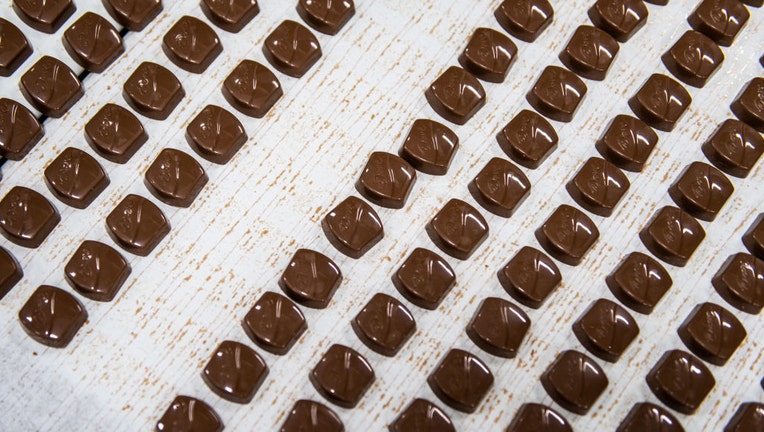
[103,0,162,31]
[398,119,459,175]
[628,73,691,132]
[355,152,416,209]
[573,298,639,362]
[202,340,268,403]
[701,119,764,178]
[63,12,124,73]
[559,25,619,81]
[322,196,383,259]
[712,253,764,314]
[725,403,764,432]
[222,59,282,118]
[587,0,648,43]
[352,293,415,356]
[202,0,259,33]
[85,103,148,164]
[498,246,561,308]
[390,398,454,432]
[0,18,33,77]
[640,206,705,267]
[186,104,247,164]
[279,248,342,309]
[606,252,672,314]
[13,0,75,33]
[162,15,222,74]
[616,402,683,432]
[458,27,517,83]
[0,247,23,300]
[392,247,455,310]
[425,66,486,125]
[535,204,599,266]
[662,30,723,88]
[595,114,659,172]
[566,157,630,217]
[18,285,87,348]
[426,198,489,260]
[742,213,764,260]
[541,350,608,415]
[646,349,715,414]
[45,147,109,209]
[123,62,185,120]
[527,66,587,122]
[20,55,83,118]
[297,0,355,35]
[105,194,170,256]
[469,157,530,218]
[668,161,733,221]
[242,291,307,355]
[310,344,375,408]
[677,302,746,366]
[494,0,554,42]
[0,186,60,248]
[0,98,43,160]
[688,0,749,46]
[730,77,764,132]
[65,240,131,302]
[466,297,530,358]
[427,349,493,413]
[280,399,344,432]
[144,148,208,208]
[263,20,321,78]
[506,403,572,432]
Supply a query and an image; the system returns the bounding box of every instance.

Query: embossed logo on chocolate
[494,0,554,42]
[145,148,208,208]
[44,147,109,209]
[0,186,60,248]
[105,194,170,256]
[263,20,322,78]
[64,240,131,302]
[428,349,494,413]
[588,0,648,42]
[163,15,222,73]
[646,350,715,414]
[202,340,268,404]
[390,398,455,432]
[662,30,723,88]
[426,198,489,260]
[541,350,608,414]
[399,119,459,175]
[20,55,83,118]
[223,59,283,118]
[297,0,355,35]
[426,66,486,125]
[310,344,375,408]
[0,98,43,160]
[459,27,517,83]
[527,66,587,122]
[470,157,530,217]
[123,62,185,120]
[202,0,260,33]
[13,0,76,33]
[629,74,692,132]
[560,25,619,81]
[18,285,88,348]
[103,0,162,31]
[356,151,416,209]
[63,12,124,73]
[498,109,558,169]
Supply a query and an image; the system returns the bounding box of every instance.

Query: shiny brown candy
[469,157,531,218]
[85,103,148,163]
[640,206,705,267]
[712,253,764,314]
[202,340,268,403]
[398,119,458,175]
[595,114,658,172]
[390,398,454,432]
[742,0,764,6]
[242,291,307,355]
[458,27,517,83]
[156,395,223,432]
[103,0,162,31]
[123,62,185,120]
[63,12,124,73]
[535,204,599,266]
[494,0,554,42]
[20,55,83,118]
[588,0,648,43]
[616,403,684,432]
[466,297,530,358]
[688,0,749,46]
[730,77,764,132]
[13,0,75,33]
[566,157,630,217]
[352,293,415,356]
[297,0,355,35]
[105,194,170,256]
[280,399,344,432]
[428,349,493,413]
[310,344,375,408]
[662,30,723,88]
[18,285,87,348]
[541,350,608,414]
[646,350,715,414]
[743,213,764,260]
[606,252,673,314]
[392,247,455,310]
[0,18,33,77]
[0,98,44,160]
[527,66,587,122]
[223,59,283,118]
[279,248,342,309]
[668,161,733,221]
[355,152,416,209]
[322,196,383,259]
[64,240,131,302]
[263,20,321,78]
[573,298,639,362]
[497,109,558,169]
[559,25,619,81]
[201,0,259,33]
[701,119,764,178]
[426,66,486,125]
[426,198,489,260]
[44,147,110,209]
[163,16,222,74]
[677,302,746,366]
[0,247,23,301]
[186,104,247,164]
[629,73,692,132]
[506,403,572,432]
[725,403,764,432]
[498,246,561,308]
[144,148,208,208]
[0,186,60,248]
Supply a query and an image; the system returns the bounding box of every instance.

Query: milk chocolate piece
[527,66,587,123]
[13,0,75,33]
[0,186,60,248]
[223,59,282,118]
[0,98,44,160]
[85,103,148,163]
[725,403,764,432]
[281,399,344,432]
[428,349,493,413]
[640,206,705,267]
[322,196,383,259]
[144,148,208,208]
[469,157,531,217]
[573,298,639,362]
[106,194,170,256]
[678,302,746,366]
[688,0,749,46]
[242,291,307,355]
[617,402,684,432]
[668,161,733,221]
[279,248,342,309]
[467,297,530,358]
[498,246,561,308]
[497,110,558,169]
[494,0,553,42]
[104,0,162,31]
[64,240,131,302]
[202,0,259,33]
[426,66,486,125]
[186,104,247,164]
[701,119,764,178]
[390,398,454,432]
[263,20,321,78]
[712,253,764,314]
[662,31,723,88]
[606,252,672,314]
[398,119,458,175]
[0,18,32,77]
[156,395,223,432]
[596,115,658,172]
[163,16,222,74]
[730,77,764,132]
[743,213,764,260]
[629,73,691,132]
[426,198,489,260]
[297,0,355,35]
[566,157,630,217]
[392,247,455,310]
[535,204,599,266]
[310,344,375,408]
[0,247,23,300]
[646,350,715,414]
[458,27,517,83]
[63,12,124,73]
[588,0,648,42]
[506,403,572,432]
[355,152,416,209]
[18,285,87,348]
[352,293,415,356]
[540,350,608,415]
[20,55,83,118]
[202,340,268,403]
[560,25,619,81]
[123,62,185,120]
[44,147,110,209]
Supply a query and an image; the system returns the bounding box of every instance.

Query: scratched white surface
[1,0,763,430]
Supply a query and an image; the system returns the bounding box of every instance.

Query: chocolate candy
[105,194,170,256]
[573,298,639,362]
[587,0,648,43]
[466,297,530,358]
[263,20,321,78]
[428,348,493,413]
[498,246,561,308]
[743,213,764,260]
[559,25,619,81]
[310,344,375,408]
[242,291,307,355]
[668,161,733,221]
[469,157,531,218]
[390,398,454,432]
[352,293,415,356]
[566,157,630,217]
[541,350,608,414]
[426,66,486,125]
[18,285,87,348]
[44,147,109,209]
[606,252,672,314]
[85,103,148,163]
[123,62,185,120]
[201,0,259,33]
[279,248,342,308]
[646,350,715,414]
[595,114,658,173]
[322,196,383,259]
[426,198,489,260]
[355,152,416,209]
[163,16,222,74]
[688,0,749,46]
[640,206,705,267]
[0,98,44,160]
[0,247,23,300]
[297,0,355,35]
[64,240,131,302]
[223,59,282,118]
[63,12,124,73]
[662,30,723,88]
[0,186,60,248]
[742,0,764,6]
[392,247,455,310]
[527,65,587,122]
[616,402,683,432]
[712,253,764,314]
[677,302,746,366]
[701,119,764,178]
[20,55,83,118]
[13,0,75,33]
[535,204,599,266]
[0,18,33,77]
[496,109,558,169]
[506,403,572,432]
[458,27,517,83]
[629,73,691,132]
[202,340,268,403]
[730,77,764,132]
[186,104,248,164]
[494,0,554,42]
[103,0,162,31]
[156,395,223,432]
[280,399,344,432]
[725,403,764,432]
[144,148,208,208]
[398,119,458,175]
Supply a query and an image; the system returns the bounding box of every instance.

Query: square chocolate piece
[392,247,456,310]
[497,109,558,169]
[297,0,355,35]
[688,0,749,46]
[103,0,162,32]
[639,206,705,267]
[573,298,639,362]
[426,198,489,260]
[595,114,658,172]
[20,55,83,118]
[352,293,415,356]
[144,148,208,208]
[185,104,248,164]
[44,147,110,209]
[0,97,44,160]
[156,396,223,432]
[466,297,530,358]
[242,291,307,355]
[223,60,283,118]
[469,157,531,218]
[280,400,344,432]
[105,194,170,256]
[322,196,384,259]
[263,20,321,78]
[566,157,630,217]
[498,246,561,308]
[458,27,517,83]
[0,246,23,300]
[661,30,724,88]
[202,0,260,33]
[398,119,459,175]
[202,340,268,403]
[310,344,375,408]
[535,204,599,266]
[355,151,416,209]
[13,0,75,33]
[701,119,764,178]
[425,66,486,125]
[18,285,87,348]
[85,103,148,164]
[123,62,185,120]
[606,252,672,314]
[628,74,691,132]
[646,350,715,414]
[64,240,131,302]
[742,213,764,260]
[0,18,33,77]
[527,66,587,122]
[730,77,764,132]
[540,350,608,414]
[494,0,554,42]
[162,16,222,74]
[390,399,454,432]
[559,25,619,81]
[587,0,648,43]
[668,161,733,221]
[279,248,342,309]
[677,302,746,366]
[712,253,764,314]
[428,349,493,413]
[63,12,124,73]
[0,186,60,248]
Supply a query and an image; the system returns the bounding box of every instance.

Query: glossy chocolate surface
[202,340,268,403]
[202,0,259,33]
[527,66,587,122]
[105,194,170,256]
[540,350,608,415]
[0,186,60,248]
[494,0,554,42]
[242,291,307,355]
[0,247,23,301]
[0,18,33,77]
[616,402,684,432]
[678,302,746,366]
[428,349,493,413]
[399,119,458,175]
[712,253,764,314]
[389,398,454,432]
[279,248,342,308]
[646,350,715,414]
[498,246,561,308]
[155,395,223,432]
[20,55,83,118]
[743,213,764,260]
[730,77,764,132]
[280,399,344,432]
[640,206,705,267]
[628,73,692,132]
[506,403,572,432]
[85,103,148,163]
[223,59,282,118]
[310,344,375,408]
[356,152,416,209]
[566,157,630,217]
[297,0,355,35]
[573,298,639,362]
[560,25,619,81]
[588,0,648,42]
[467,297,530,358]
[535,204,599,266]
[426,198,489,260]
[606,252,672,314]
[123,62,185,120]
[104,0,162,31]
[322,196,384,258]
[725,403,764,432]
[688,0,749,46]
[0,97,44,160]
[13,0,75,33]
[18,285,87,348]
[595,114,658,172]
[64,240,131,302]
[668,161,733,221]
[497,109,558,169]
[263,20,321,78]
[469,157,531,217]
[144,148,208,208]
[186,104,247,164]
[63,12,124,73]
[162,16,222,74]
[44,147,109,209]
[458,27,517,83]
[662,30,723,88]
[393,247,455,310]
[426,66,486,125]
[352,293,415,356]
[701,119,764,178]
